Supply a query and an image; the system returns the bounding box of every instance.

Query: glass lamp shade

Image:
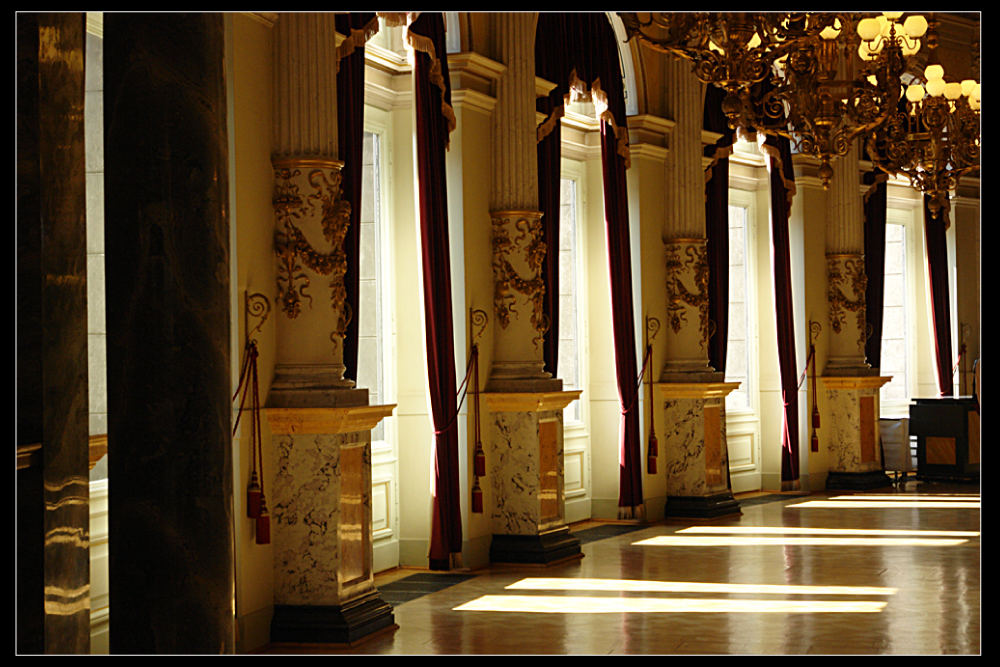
[924,64,944,81]
[926,78,946,97]
[903,15,928,38]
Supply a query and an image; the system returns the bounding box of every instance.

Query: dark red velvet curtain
[408,12,463,568]
[764,135,800,489]
[336,13,377,383]
[924,196,955,396]
[535,13,643,517]
[703,85,736,374]
[863,168,888,369]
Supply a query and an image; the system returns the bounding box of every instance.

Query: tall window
[725,203,753,412]
[558,176,583,424]
[357,130,387,443]
[879,220,909,413]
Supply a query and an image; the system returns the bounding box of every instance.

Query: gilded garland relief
[272,162,353,340]
[663,239,710,346]
[491,211,549,348]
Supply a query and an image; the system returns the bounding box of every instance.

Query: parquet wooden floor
[261,480,980,655]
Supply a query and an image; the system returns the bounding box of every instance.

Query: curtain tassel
[471,478,483,514]
[474,446,486,478]
[256,494,271,545]
[647,432,658,474]
[247,470,262,518]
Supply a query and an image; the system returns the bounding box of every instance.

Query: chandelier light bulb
[944,82,962,100]
[924,64,944,81]
[906,83,925,102]
[903,14,928,38]
[883,11,904,21]
[857,17,881,41]
[926,77,946,97]
[878,15,893,38]
[961,79,977,97]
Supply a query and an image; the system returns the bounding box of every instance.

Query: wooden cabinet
[909,397,980,481]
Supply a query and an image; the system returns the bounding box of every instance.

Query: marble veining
[825,389,881,473]
[272,430,371,606]
[660,398,732,496]
[487,410,565,535]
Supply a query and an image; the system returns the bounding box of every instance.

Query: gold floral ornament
[491,213,547,345]
[827,255,867,347]
[272,162,353,331]
[663,240,710,346]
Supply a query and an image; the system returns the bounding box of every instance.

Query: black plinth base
[825,470,893,490]
[664,492,742,519]
[490,527,582,564]
[270,592,395,645]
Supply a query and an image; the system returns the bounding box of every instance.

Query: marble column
[104,14,234,653]
[483,13,580,564]
[265,12,395,643]
[16,12,91,654]
[821,145,891,489]
[658,60,740,518]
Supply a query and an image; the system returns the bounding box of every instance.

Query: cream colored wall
[798,166,833,487]
[630,135,669,518]
[450,84,494,567]
[227,13,278,654]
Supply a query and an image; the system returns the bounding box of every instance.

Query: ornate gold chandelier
[617,12,841,130]
[758,13,928,188]
[865,32,981,216]
[617,11,980,203]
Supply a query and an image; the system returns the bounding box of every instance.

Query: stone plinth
[655,382,742,519]
[264,401,396,644]
[821,375,892,489]
[482,390,582,564]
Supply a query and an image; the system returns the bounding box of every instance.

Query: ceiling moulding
[244,12,278,28]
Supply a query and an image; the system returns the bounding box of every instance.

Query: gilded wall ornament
[491,212,547,346]
[827,254,867,348]
[272,162,352,334]
[663,240,710,345]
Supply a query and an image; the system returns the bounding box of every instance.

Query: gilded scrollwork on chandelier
[663,240,710,346]
[618,11,976,199]
[272,161,352,333]
[491,211,548,344]
[865,28,980,217]
[826,254,867,348]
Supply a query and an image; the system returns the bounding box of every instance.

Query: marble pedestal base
[489,526,582,565]
[654,382,742,520]
[482,389,582,565]
[270,592,396,645]
[820,375,892,490]
[264,396,396,645]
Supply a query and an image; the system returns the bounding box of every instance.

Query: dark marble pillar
[104,14,235,654]
[16,12,91,655]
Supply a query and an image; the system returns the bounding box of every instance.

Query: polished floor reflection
[265,481,980,655]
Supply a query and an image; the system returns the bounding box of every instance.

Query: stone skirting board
[482,390,582,564]
[653,382,742,519]
[820,376,892,489]
[264,403,396,644]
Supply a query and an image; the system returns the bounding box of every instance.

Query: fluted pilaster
[825,145,870,373]
[273,12,338,160]
[661,60,713,377]
[490,12,538,211]
[663,59,706,241]
[271,13,353,386]
[488,13,553,386]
